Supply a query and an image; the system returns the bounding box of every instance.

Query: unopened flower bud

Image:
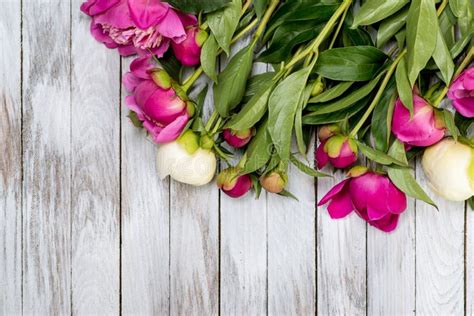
[171,26,208,67]
[260,171,288,194]
[422,138,474,201]
[318,124,340,142]
[311,77,325,97]
[200,134,214,150]
[223,128,254,148]
[316,135,358,169]
[217,168,252,198]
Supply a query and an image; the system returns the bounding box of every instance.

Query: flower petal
[153,113,189,144]
[318,179,351,206]
[327,188,354,219]
[315,141,329,169]
[127,0,169,29]
[370,213,400,233]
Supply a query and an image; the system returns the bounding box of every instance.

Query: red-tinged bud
[316,135,358,169]
[223,128,254,148]
[171,26,208,67]
[318,124,340,142]
[217,168,252,198]
[260,171,288,194]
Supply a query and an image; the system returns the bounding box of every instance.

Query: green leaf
[442,109,459,141]
[207,0,241,55]
[303,96,370,125]
[455,112,474,136]
[314,46,389,82]
[387,140,438,209]
[353,0,409,27]
[306,73,383,114]
[242,120,272,174]
[395,57,414,114]
[290,154,331,178]
[371,80,396,152]
[200,34,219,82]
[451,34,472,59]
[432,26,455,84]
[406,0,438,87]
[244,72,276,101]
[128,111,143,128]
[159,50,182,82]
[214,44,255,117]
[468,197,474,211]
[165,0,231,14]
[309,82,353,103]
[377,7,409,48]
[278,190,299,201]
[356,141,409,167]
[343,26,374,46]
[226,79,275,130]
[254,0,269,19]
[449,0,474,37]
[295,85,313,155]
[268,66,312,169]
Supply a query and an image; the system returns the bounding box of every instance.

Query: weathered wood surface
[1,1,472,315]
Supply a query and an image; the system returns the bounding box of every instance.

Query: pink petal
[318,179,351,206]
[153,113,190,143]
[143,89,186,125]
[130,56,154,79]
[122,72,141,92]
[90,22,119,48]
[155,7,187,42]
[370,213,400,233]
[315,141,329,169]
[125,96,144,120]
[453,98,474,118]
[94,0,134,29]
[327,188,354,219]
[385,181,407,214]
[224,175,252,198]
[127,0,169,30]
[81,0,120,16]
[134,80,158,107]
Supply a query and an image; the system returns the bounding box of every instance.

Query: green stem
[205,110,219,132]
[182,68,204,92]
[251,0,280,45]
[211,117,223,135]
[437,0,449,16]
[433,45,474,107]
[349,51,407,138]
[328,2,349,50]
[284,0,353,71]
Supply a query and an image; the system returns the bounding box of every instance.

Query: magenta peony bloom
[123,56,192,144]
[316,135,358,169]
[391,94,445,147]
[81,0,197,56]
[447,67,474,118]
[223,128,254,148]
[318,168,407,232]
[217,168,252,198]
[171,26,207,66]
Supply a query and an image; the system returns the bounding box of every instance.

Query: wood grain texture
[121,57,171,315]
[367,167,415,316]
[70,3,120,313]
[317,168,367,315]
[220,38,267,315]
[0,1,22,314]
[468,203,473,316]
[267,141,316,315]
[415,162,465,315]
[22,0,72,313]
[169,77,219,315]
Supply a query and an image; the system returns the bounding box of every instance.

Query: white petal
[422,139,474,201]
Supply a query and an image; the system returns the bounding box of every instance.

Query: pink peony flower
[123,56,192,143]
[217,168,252,198]
[447,67,474,118]
[171,26,208,66]
[391,94,445,147]
[81,0,197,56]
[223,128,254,148]
[318,168,407,232]
[316,135,358,169]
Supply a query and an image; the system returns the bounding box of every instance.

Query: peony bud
[223,128,254,148]
[318,124,340,142]
[260,171,288,194]
[391,94,445,147]
[422,138,474,201]
[171,26,208,66]
[217,168,252,198]
[447,66,474,118]
[156,131,217,186]
[316,135,358,169]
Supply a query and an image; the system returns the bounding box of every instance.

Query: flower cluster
[83,0,474,233]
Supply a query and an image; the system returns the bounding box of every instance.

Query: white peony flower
[422,138,474,201]
[156,131,216,186]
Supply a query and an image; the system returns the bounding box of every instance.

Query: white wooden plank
[220,38,267,315]
[367,197,415,315]
[267,142,316,315]
[0,1,22,314]
[169,78,219,315]
[22,0,72,313]
[468,202,473,315]
[416,162,465,315]
[121,57,170,315]
[70,3,120,313]
[317,168,366,315]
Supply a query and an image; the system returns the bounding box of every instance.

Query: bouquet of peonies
[82,0,474,233]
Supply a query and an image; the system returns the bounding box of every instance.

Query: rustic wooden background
[1,0,473,315]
